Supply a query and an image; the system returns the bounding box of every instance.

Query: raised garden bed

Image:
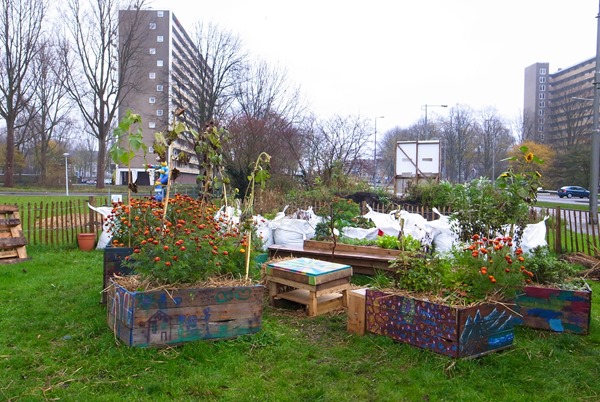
[514,283,592,335]
[268,240,401,275]
[106,279,265,347]
[365,289,519,358]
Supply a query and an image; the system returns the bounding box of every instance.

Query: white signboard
[395,140,440,176]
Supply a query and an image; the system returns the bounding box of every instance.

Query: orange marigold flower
[472,234,480,240]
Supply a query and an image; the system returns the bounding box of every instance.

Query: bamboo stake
[245,229,252,280]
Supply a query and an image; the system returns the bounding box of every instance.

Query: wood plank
[0,218,21,227]
[347,288,367,335]
[0,205,19,213]
[275,288,343,316]
[0,237,27,249]
[304,240,402,257]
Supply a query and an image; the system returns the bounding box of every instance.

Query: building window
[538,126,544,132]
[149,48,156,54]
[539,93,545,100]
[538,117,544,124]
[539,101,545,108]
[540,68,547,75]
[157,11,164,17]
[157,35,164,42]
[157,60,163,67]
[156,109,163,116]
[149,22,156,30]
[156,84,163,92]
[149,122,156,129]
[539,76,546,83]
[149,72,156,79]
[539,84,545,91]
[149,97,156,104]
[538,109,544,116]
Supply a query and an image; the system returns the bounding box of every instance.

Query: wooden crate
[101,246,134,304]
[0,205,29,264]
[107,279,265,347]
[366,289,518,358]
[347,288,367,335]
[514,283,592,335]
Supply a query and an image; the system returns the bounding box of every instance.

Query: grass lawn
[1,245,600,401]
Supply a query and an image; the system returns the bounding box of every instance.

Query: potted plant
[105,113,271,347]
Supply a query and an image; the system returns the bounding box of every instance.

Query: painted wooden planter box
[107,279,265,347]
[365,289,518,358]
[101,246,133,304]
[513,283,592,335]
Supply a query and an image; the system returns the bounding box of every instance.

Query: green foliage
[388,253,454,294]
[314,197,363,240]
[402,179,454,207]
[374,234,422,251]
[496,145,543,206]
[110,110,148,167]
[108,194,261,285]
[525,246,585,285]
[449,178,528,241]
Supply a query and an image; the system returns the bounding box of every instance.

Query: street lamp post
[590,1,600,225]
[421,104,448,142]
[63,153,70,196]
[373,115,384,185]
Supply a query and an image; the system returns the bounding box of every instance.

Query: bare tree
[514,109,537,143]
[302,114,372,186]
[59,0,149,188]
[0,0,47,187]
[440,105,477,183]
[475,108,515,181]
[225,60,306,193]
[183,22,247,127]
[26,38,75,185]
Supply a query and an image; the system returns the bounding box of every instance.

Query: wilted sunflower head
[525,152,534,163]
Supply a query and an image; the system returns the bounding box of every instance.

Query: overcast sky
[150,0,599,135]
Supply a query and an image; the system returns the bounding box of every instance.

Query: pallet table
[0,205,29,264]
[265,257,352,317]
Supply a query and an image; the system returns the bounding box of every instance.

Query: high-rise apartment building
[524,58,595,148]
[117,9,212,186]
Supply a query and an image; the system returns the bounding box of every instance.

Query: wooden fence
[5,197,600,257]
[11,196,110,247]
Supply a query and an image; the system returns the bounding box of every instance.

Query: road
[537,192,596,207]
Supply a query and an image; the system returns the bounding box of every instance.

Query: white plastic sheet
[87,204,113,249]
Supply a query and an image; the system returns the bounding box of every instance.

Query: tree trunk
[4,117,15,187]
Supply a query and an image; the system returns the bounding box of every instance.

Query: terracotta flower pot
[77,233,96,251]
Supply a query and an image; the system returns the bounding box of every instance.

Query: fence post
[555,206,562,254]
[88,196,96,233]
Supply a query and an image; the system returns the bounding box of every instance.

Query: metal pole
[590,2,600,225]
[373,116,384,185]
[63,153,69,196]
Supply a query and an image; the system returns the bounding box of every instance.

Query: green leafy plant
[524,246,584,285]
[107,194,262,285]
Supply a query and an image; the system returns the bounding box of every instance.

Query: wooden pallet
[0,205,29,264]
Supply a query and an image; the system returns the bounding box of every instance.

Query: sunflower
[525,152,534,162]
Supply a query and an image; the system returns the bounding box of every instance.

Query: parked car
[557,186,590,198]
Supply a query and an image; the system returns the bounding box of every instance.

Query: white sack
[87,203,113,249]
[271,218,314,247]
[520,216,549,254]
[398,209,432,243]
[253,215,273,251]
[342,226,380,240]
[426,207,459,254]
[363,205,401,237]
